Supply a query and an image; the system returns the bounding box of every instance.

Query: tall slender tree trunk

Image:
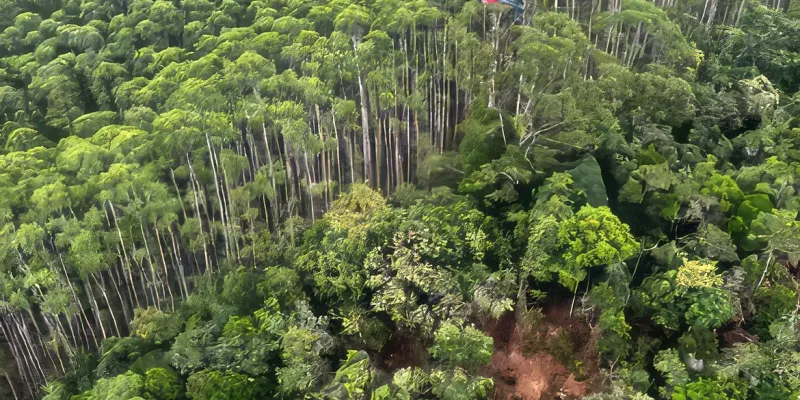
[627,22,642,67]
[4,374,19,400]
[140,221,163,308]
[12,314,47,379]
[168,226,189,299]
[108,267,131,331]
[375,97,383,192]
[170,169,189,221]
[261,123,279,227]
[82,277,107,340]
[220,165,240,261]
[735,0,746,26]
[353,35,372,186]
[58,254,98,348]
[440,67,447,153]
[21,308,51,369]
[1,319,36,398]
[205,133,232,260]
[331,111,344,190]
[706,0,719,26]
[153,227,176,311]
[281,135,299,214]
[186,154,211,272]
[92,273,121,337]
[130,252,154,308]
[314,104,330,210]
[488,13,500,107]
[303,151,316,220]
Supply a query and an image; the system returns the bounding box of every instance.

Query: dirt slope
[482,302,601,399]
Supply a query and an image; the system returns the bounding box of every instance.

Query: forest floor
[482,301,602,399]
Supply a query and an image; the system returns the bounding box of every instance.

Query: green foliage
[528,203,638,292]
[257,266,306,310]
[429,322,493,372]
[220,266,266,314]
[319,350,373,399]
[671,378,743,400]
[85,371,144,400]
[185,369,268,400]
[3,1,800,400]
[95,337,159,379]
[458,145,533,205]
[429,367,494,400]
[635,261,735,333]
[143,368,181,400]
[131,308,182,344]
[324,183,386,236]
[567,155,608,207]
[457,102,514,175]
[167,316,216,375]
[277,326,331,395]
[751,285,796,338]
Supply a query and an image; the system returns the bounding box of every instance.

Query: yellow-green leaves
[325,183,386,233]
[676,258,722,289]
[557,205,638,290]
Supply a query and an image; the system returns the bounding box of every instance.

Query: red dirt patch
[560,374,588,398]
[488,344,569,399]
[482,302,601,400]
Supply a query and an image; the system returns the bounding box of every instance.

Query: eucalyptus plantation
[1,0,800,398]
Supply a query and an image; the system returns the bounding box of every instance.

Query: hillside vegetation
[2,0,800,398]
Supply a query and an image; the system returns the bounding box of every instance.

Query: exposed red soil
[481,302,602,400]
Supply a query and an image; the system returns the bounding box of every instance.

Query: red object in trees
[479,0,524,14]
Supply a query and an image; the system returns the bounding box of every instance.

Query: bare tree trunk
[12,314,47,379]
[92,273,121,337]
[403,36,412,183]
[331,112,345,193]
[58,254,98,348]
[22,308,53,370]
[488,13,500,107]
[140,221,164,308]
[627,22,642,67]
[170,169,189,221]
[169,225,189,298]
[205,133,232,260]
[1,319,36,398]
[131,251,154,308]
[396,117,403,188]
[314,104,330,210]
[706,0,719,26]
[722,0,731,25]
[282,135,299,214]
[154,227,176,311]
[354,38,372,186]
[186,155,211,273]
[220,164,240,261]
[441,23,448,153]
[375,113,383,192]
[108,267,131,330]
[735,0,746,26]
[345,126,356,185]
[261,123,279,226]
[82,277,107,340]
[303,151,316,220]
[4,374,19,400]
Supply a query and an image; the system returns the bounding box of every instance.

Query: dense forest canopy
[1,0,800,398]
